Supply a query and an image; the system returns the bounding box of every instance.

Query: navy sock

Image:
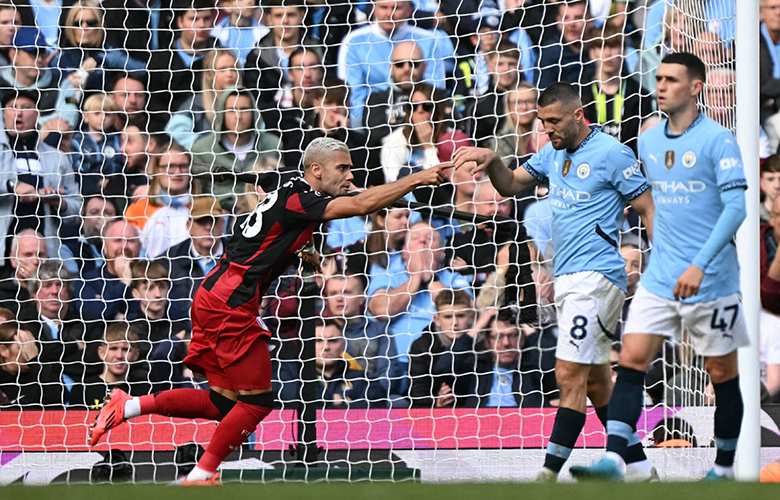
[543,407,586,473]
[606,367,646,459]
[713,376,742,467]
[596,405,647,465]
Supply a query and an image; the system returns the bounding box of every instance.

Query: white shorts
[554,271,625,365]
[623,284,750,357]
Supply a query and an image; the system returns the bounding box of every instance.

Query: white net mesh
[0,0,769,485]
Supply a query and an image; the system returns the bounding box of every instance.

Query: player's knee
[237,391,275,409]
[706,355,739,384]
[209,389,237,417]
[618,349,653,372]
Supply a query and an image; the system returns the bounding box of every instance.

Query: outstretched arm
[452,147,540,197]
[320,164,451,221]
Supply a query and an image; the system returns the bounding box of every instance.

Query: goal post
[735,0,762,482]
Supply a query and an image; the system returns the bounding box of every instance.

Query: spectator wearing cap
[0,90,82,267]
[337,0,454,126]
[191,87,282,212]
[537,0,592,89]
[158,196,227,310]
[363,42,426,165]
[147,0,218,120]
[0,26,81,128]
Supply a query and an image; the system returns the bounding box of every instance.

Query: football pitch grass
[4,481,780,500]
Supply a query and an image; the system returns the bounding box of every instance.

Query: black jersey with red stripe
[202,177,332,308]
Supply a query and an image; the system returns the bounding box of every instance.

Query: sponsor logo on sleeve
[623,162,642,179]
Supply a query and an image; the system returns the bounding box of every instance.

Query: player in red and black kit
[87,138,450,484]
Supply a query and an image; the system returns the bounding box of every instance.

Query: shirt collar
[663,112,705,139]
[370,22,410,40]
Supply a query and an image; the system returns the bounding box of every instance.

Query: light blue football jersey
[638,114,747,303]
[523,127,649,292]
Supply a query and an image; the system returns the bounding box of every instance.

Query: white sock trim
[123,397,141,419]
[186,465,216,482]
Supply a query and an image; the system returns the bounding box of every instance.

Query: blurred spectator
[125,141,195,258]
[107,116,156,210]
[0,230,46,317]
[310,318,377,408]
[467,41,523,146]
[581,25,653,153]
[694,30,731,69]
[22,261,104,398]
[0,2,22,68]
[76,219,141,319]
[159,196,226,310]
[762,155,780,224]
[0,320,64,409]
[109,73,149,123]
[337,0,454,125]
[538,0,592,89]
[364,41,426,166]
[212,0,266,67]
[640,5,699,92]
[191,87,282,212]
[166,48,242,149]
[70,323,151,409]
[381,83,453,183]
[54,1,147,92]
[475,315,549,407]
[367,221,471,384]
[614,234,644,340]
[244,0,320,110]
[128,260,191,392]
[0,90,82,264]
[73,94,124,196]
[59,194,119,275]
[345,207,410,277]
[102,0,175,64]
[453,13,500,105]
[761,0,780,123]
[760,192,780,400]
[483,82,540,165]
[324,273,393,404]
[409,289,480,408]
[147,0,217,118]
[1,27,80,128]
[283,82,372,187]
[704,67,735,131]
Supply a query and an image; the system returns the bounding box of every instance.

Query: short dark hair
[263,0,304,11]
[322,79,350,107]
[763,154,780,175]
[538,82,582,109]
[661,52,707,83]
[434,288,473,310]
[110,71,147,91]
[174,0,216,20]
[289,46,322,67]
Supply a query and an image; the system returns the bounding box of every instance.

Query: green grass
[4,482,780,500]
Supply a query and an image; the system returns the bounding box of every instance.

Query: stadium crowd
[0,0,776,412]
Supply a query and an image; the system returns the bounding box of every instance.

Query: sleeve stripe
[625,183,649,201]
[719,180,748,193]
[522,162,547,183]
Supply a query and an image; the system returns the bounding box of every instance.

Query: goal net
[0,0,768,485]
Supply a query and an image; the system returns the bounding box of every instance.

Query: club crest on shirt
[562,160,571,177]
[577,163,590,179]
[682,150,697,168]
[665,150,675,169]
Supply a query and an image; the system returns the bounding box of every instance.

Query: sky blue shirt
[523,127,648,292]
[638,114,747,303]
[31,0,61,47]
[213,17,268,67]
[337,23,454,124]
[486,367,516,408]
[367,259,472,362]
